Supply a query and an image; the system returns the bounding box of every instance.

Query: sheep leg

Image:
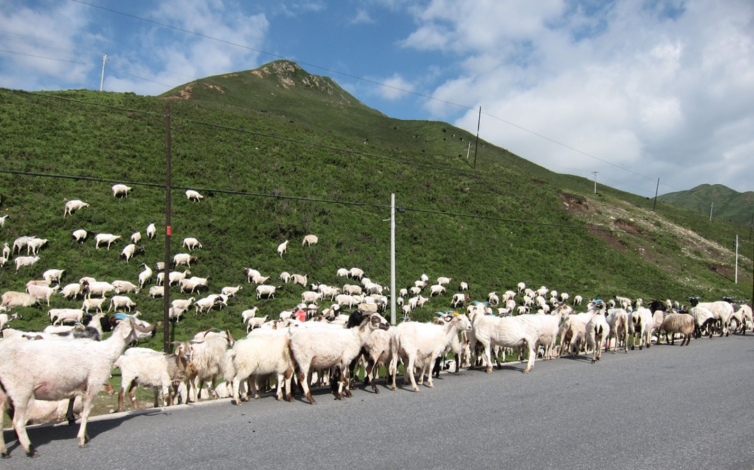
[9,394,37,457]
[483,343,494,373]
[299,368,315,404]
[283,368,294,402]
[406,355,420,392]
[129,381,140,410]
[65,397,77,425]
[77,386,100,448]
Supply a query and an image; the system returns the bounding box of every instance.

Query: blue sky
[2,0,753,198]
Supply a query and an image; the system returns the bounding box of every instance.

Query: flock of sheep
[0,184,752,458]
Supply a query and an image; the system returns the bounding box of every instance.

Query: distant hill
[658,184,754,225]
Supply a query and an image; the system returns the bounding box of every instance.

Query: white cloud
[351,9,375,24]
[370,73,415,100]
[397,0,754,194]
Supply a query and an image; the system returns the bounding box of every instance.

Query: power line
[0,48,88,65]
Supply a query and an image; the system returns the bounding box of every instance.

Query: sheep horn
[132,320,157,333]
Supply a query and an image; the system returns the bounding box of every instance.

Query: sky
[1,0,753,197]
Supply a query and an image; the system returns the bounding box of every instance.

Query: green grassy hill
[1,60,752,349]
[657,184,754,226]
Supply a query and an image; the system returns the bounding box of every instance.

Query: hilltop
[658,184,754,226]
[0,60,752,348]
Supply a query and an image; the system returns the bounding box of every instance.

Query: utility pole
[163,102,172,353]
[390,193,396,325]
[465,142,471,160]
[749,214,753,242]
[99,53,108,92]
[652,178,660,211]
[592,171,599,194]
[735,235,739,284]
[473,107,481,170]
[710,202,714,221]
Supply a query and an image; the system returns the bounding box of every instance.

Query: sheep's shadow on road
[3,410,156,456]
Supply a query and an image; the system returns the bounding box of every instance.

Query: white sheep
[173,253,197,267]
[148,286,165,298]
[585,314,610,363]
[245,315,269,332]
[0,318,149,456]
[243,268,261,283]
[26,284,59,306]
[82,280,114,299]
[0,256,6,267]
[184,331,233,402]
[168,270,191,286]
[111,184,132,198]
[0,312,21,330]
[2,242,9,259]
[183,237,202,251]
[14,256,40,273]
[112,280,140,295]
[51,308,85,326]
[574,295,583,305]
[63,199,89,217]
[289,313,389,403]
[71,229,91,243]
[251,274,270,285]
[131,232,141,244]
[629,307,655,350]
[172,297,195,311]
[95,233,122,250]
[436,277,452,286]
[429,285,446,297]
[25,238,48,255]
[221,285,242,297]
[302,234,318,247]
[277,240,288,258]
[517,282,526,293]
[185,190,204,202]
[291,273,308,287]
[336,268,350,277]
[459,282,469,291]
[226,330,294,403]
[121,244,145,263]
[349,267,365,280]
[606,308,629,353]
[82,297,107,314]
[279,271,291,283]
[256,285,279,300]
[488,292,500,306]
[241,307,259,323]
[0,215,7,228]
[43,269,65,284]
[109,295,136,312]
[180,278,206,294]
[138,263,153,289]
[146,223,157,240]
[61,283,83,300]
[471,315,540,373]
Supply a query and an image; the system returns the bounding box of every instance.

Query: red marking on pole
[166,226,172,236]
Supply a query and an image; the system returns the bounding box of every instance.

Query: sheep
[166,270,191,287]
[0,318,150,456]
[179,278,206,294]
[121,244,145,263]
[606,308,629,353]
[14,255,40,273]
[279,272,291,283]
[277,240,288,258]
[183,237,202,251]
[291,273,308,288]
[574,295,583,305]
[2,242,9,259]
[289,313,390,403]
[109,295,136,312]
[186,189,204,201]
[112,280,139,295]
[245,315,269,332]
[629,307,655,350]
[472,314,541,373]
[0,215,7,228]
[25,238,48,255]
[517,282,526,293]
[691,300,734,337]
[95,233,122,250]
[172,298,195,311]
[115,342,192,412]
[349,267,365,280]
[146,223,157,240]
[169,306,187,322]
[585,314,610,363]
[63,199,89,217]
[251,274,270,285]
[12,236,34,255]
[39,270,64,286]
[389,314,472,391]
[173,253,197,268]
[256,285,280,300]
[459,282,469,291]
[194,296,225,314]
[429,285,446,297]
[0,313,21,330]
[690,306,717,338]
[184,330,234,402]
[111,184,132,198]
[149,286,165,298]
[661,313,695,346]
[82,280,114,298]
[218,285,241,298]
[1,291,40,309]
[452,293,469,307]
[82,297,107,314]
[26,284,59,307]
[302,234,318,247]
[226,331,294,404]
[437,277,452,286]
[0,256,6,267]
[241,307,259,323]
[301,291,322,303]
[488,292,500,306]
[50,308,84,326]
[71,229,93,243]
[138,263,153,289]
[336,268,350,277]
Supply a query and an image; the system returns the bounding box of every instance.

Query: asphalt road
[4,334,754,470]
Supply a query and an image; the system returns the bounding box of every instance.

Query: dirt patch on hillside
[222,73,239,78]
[204,83,224,93]
[708,264,735,280]
[588,225,626,251]
[614,219,641,235]
[560,192,593,214]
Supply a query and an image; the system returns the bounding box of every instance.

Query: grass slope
[658,184,754,226]
[0,61,752,350]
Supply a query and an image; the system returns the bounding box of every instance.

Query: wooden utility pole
[163,102,172,352]
[653,178,660,211]
[473,107,481,170]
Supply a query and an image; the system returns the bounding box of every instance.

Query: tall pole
[653,178,660,211]
[473,107,481,170]
[749,214,753,242]
[99,53,107,92]
[592,171,599,194]
[163,102,172,352]
[710,202,714,221]
[390,193,396,325]
[735,235,739,284]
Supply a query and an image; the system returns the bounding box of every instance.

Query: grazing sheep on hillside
[146,223,157,240]
[63,199,89,217]
[186,190,203,202]
[277,240,288,258]
[130,232,141,244]
[302,234,318,247]
[112,184,132,198]
[14,256,40,273]
[121,244,145,263]
[95,233,122,250]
